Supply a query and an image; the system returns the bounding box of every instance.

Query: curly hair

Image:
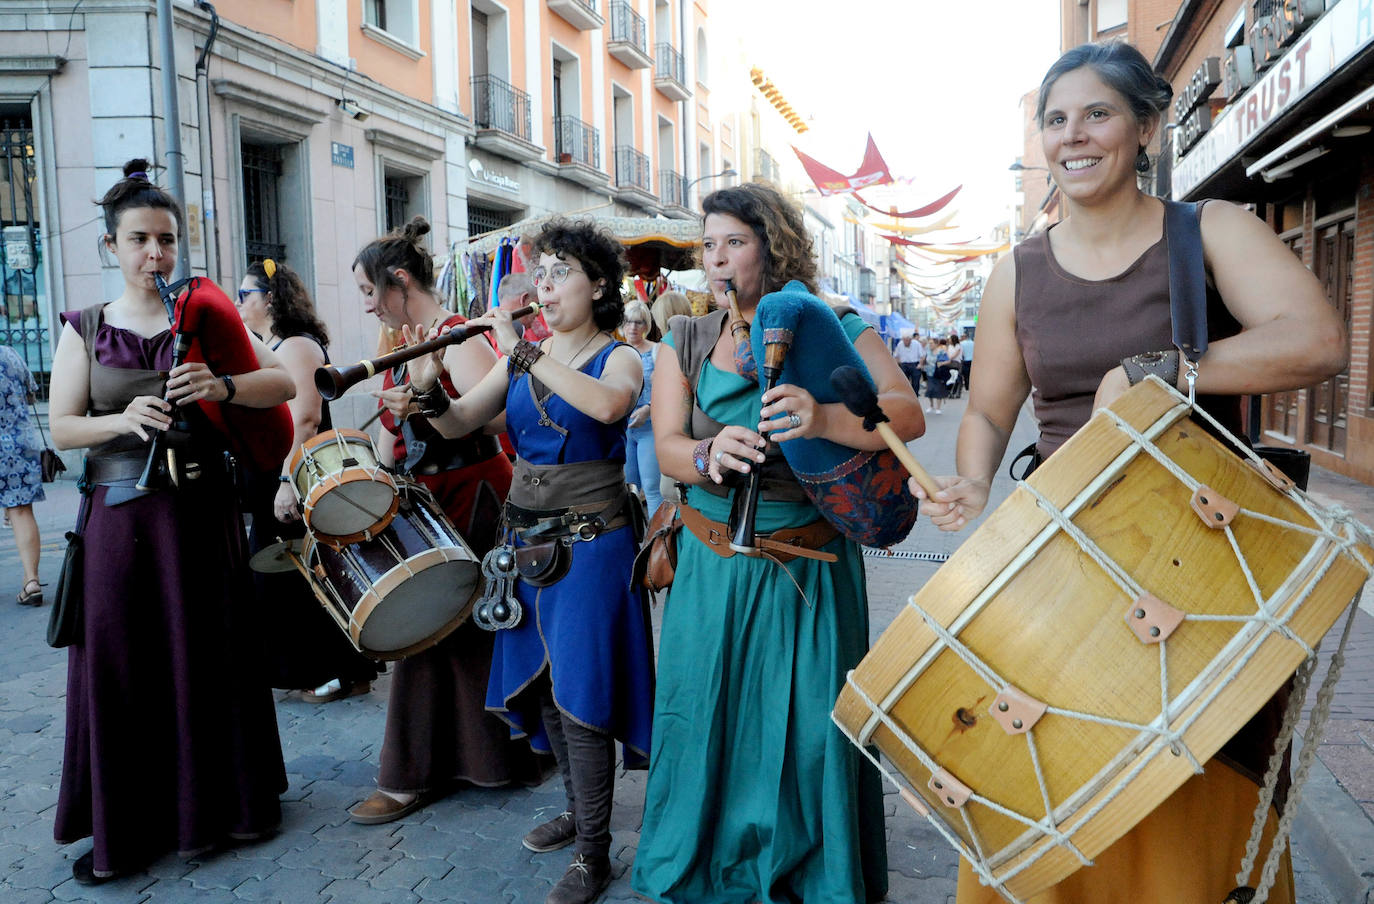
[353,215,436,298]
[246,259,329,346]
[700,182,817,295]
[96,158,185,238]
[532,218,626,332]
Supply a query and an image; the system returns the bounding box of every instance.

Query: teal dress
[632,318,888,904]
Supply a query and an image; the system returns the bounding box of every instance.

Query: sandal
[17,580,42,607]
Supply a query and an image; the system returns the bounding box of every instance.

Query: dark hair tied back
[96,157,186,237]
[1035,41,1172,129]
[353,215,436,298]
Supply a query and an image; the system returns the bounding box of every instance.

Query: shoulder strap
[1164,199,1207,363]
[672,309,727,391]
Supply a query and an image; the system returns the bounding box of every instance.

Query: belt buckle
[575,521,599,542]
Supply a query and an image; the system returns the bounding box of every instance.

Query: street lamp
[687,167,738,193]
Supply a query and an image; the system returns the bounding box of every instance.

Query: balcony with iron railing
[607,1,652,69]
[754,148,779,184]
[555,116,607,188]
[471,75,541,161]
[657,168,691,214]
[654,42,690,101]
[612,146,657,209]
[548,0,603,30]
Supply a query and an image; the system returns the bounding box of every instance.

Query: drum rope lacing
[838,381,1373,904]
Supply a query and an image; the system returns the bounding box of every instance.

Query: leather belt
[506,496,630,542]
[678,503,839,564]
[406,431,505,475]
[85,452,150,486]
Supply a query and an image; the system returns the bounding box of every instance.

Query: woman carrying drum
[348,216,550,825]
[235,257,381,702]
[404,218,653,904]
[630,182,923,904]
[914,42,1346,904]
[47,159,295,883]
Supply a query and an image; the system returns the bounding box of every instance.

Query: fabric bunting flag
[793,133,894,196]
[854,184,961,219]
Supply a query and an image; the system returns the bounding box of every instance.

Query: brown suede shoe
[347,790,427,825]
[545,854,611,904]
[522,810,576,853]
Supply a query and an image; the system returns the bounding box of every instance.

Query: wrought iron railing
[755,148,779,183]
[471,74,533,142]
[555,116,601,169]
[608,1,647,53]
[1,120,50,398]
[613,146,652,193]
[658,168,687,208]
[655,42,686,86]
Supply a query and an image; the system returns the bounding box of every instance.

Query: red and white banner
[793,133,894,196]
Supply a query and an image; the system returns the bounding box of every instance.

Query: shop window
[468,203,516,239]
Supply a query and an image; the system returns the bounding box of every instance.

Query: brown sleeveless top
[78,303,169,459]
[1014,203,1242,459]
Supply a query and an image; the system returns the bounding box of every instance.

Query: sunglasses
[531,262,585,287]
[237,288,265,304]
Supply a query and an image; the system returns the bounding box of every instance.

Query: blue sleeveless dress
[485,342,655,767]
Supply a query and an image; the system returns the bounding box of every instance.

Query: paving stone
[4,714,51,734]
[414,864,508,902]
[49,873,154,902]
[182,853,279,890]
[230,866,332,901]
[0,886,57,904]
[223,829,318,863]
[369,855,452,889]
[276,840,368,880]
[142,877,240,903]
[320,877,422,904]
[285,755,343,781]
[394,825,469,861]
[7,853,79,890]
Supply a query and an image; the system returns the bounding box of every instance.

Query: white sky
[714,0,1063,237]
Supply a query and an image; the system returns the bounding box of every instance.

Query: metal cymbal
[249,538,304,574]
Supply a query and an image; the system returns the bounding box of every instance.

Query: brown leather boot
[545,853,611,904]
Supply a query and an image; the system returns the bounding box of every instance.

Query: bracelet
[691,437,714,479]
[507,338,545,376]
[1121,349,1180,387]
[412,381,452,418]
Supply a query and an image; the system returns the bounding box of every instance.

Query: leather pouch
[515,540,571,587]
[632,500,682,598]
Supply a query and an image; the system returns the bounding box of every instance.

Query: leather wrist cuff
[508,338,544,375]
[412,382,451,418]
[1121,349,1180,387]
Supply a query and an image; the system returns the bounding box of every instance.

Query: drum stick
[830,365,943,499]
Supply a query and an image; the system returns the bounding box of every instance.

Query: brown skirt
[955,762,1294,904]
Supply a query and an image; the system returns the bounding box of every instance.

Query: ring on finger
[787,412,802,429]
[713,449,725,464]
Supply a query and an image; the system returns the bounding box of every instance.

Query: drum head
[307,477,398,538]
[358,555,480,654]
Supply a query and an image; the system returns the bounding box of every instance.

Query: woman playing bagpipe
[47,159,296,883]
[630,182,924,904]
[348,216,551,826]
[401,218,654,904]
[913,43,1346,904]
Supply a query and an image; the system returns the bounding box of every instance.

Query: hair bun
[401,215,431,243]
[1156,75,1174,103]
[122,158,152,179]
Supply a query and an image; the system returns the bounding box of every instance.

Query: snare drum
[289,428,398,543]
[302,481,480,660]
[833,378,1373,900]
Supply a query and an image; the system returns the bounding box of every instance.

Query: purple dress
[53,308,285,874]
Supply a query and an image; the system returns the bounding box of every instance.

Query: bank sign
[1173,0,1374,199]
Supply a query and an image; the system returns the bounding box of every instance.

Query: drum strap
[1163,200,1208,364]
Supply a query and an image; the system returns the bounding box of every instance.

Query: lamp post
[687,167,738,205]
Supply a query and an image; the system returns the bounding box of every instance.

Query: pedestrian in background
[650,290,692,341]
[925,337,951,414]
[620,299,662,514]
[893,328,924,394]
[960,329,975,392]
[0,343,44,606]
[946,332,964,399]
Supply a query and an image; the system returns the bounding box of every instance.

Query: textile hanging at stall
[792,133,894,196]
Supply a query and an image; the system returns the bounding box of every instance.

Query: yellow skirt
[955,763,1294,904]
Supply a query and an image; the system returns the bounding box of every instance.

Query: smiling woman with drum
[235,257,381,702]
[345,216,550,827]
[405,218,653,904]
[914,42,1346,904]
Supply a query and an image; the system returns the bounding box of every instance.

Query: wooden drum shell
[833,379,1373,899]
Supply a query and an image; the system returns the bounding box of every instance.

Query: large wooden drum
[833,378,1372,901]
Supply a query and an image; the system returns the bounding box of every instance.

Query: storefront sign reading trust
[1173,0,1374,199]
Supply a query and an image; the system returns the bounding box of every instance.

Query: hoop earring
[1135,146,1151,174]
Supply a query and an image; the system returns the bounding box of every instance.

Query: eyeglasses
[237,288,265,304]
[531,263,584,287]
[623,319,648,327]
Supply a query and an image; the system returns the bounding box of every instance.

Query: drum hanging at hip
[301,480,480,660]
[833,377,1373,901]
[289,428,399,543]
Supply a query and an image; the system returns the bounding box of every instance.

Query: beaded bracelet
[412,381,452,418]
[692,437,714,479]
[508,338,545,375]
